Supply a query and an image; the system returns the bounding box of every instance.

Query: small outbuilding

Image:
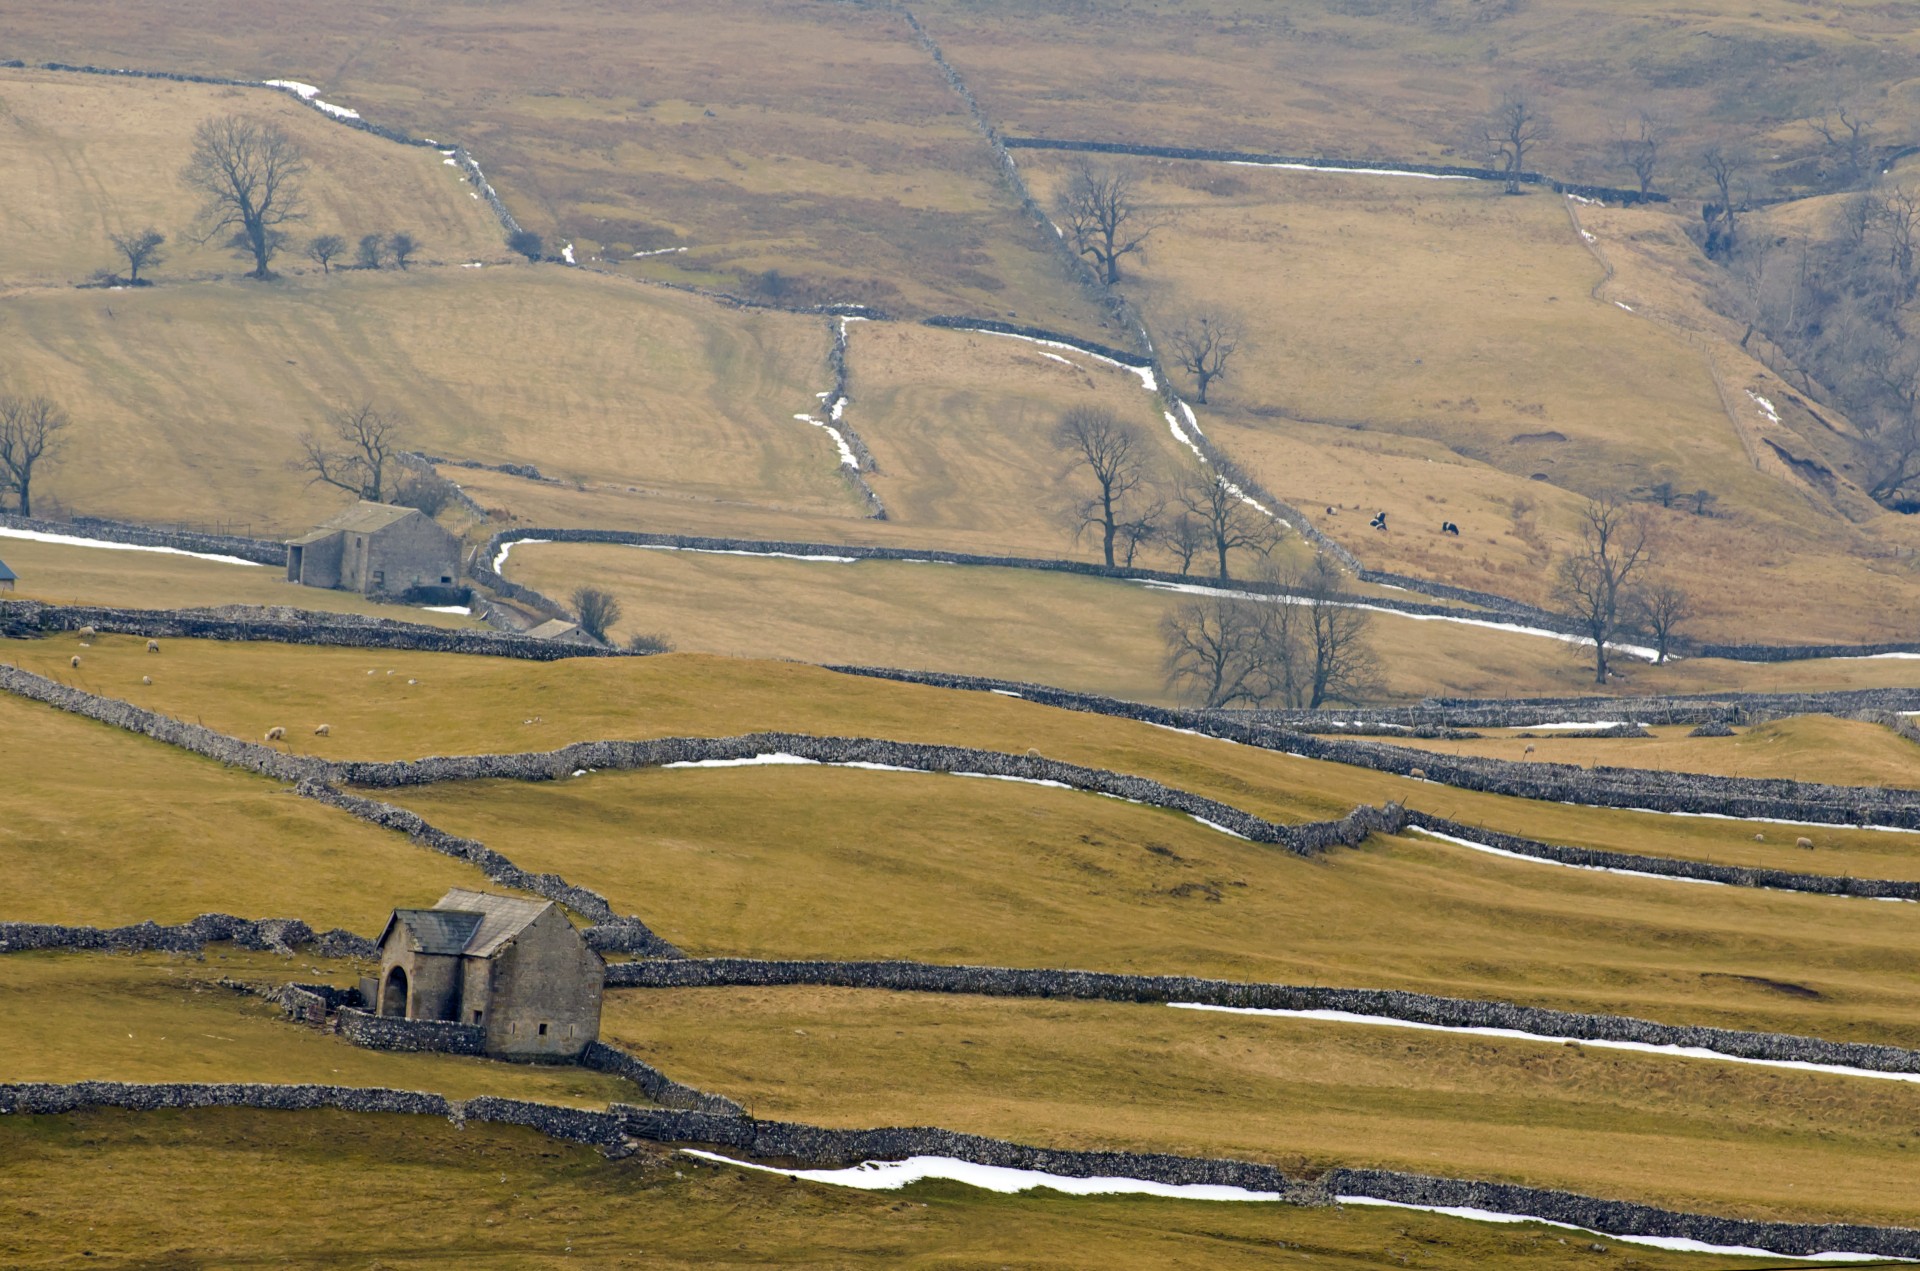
[285,502,461,600]
[374,888,604,1058]
[524,617,600,646]
[0,557,14,591]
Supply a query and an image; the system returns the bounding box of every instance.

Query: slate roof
[288,501,421,544]
[0,557,15,582]
[434,888,551,957]
[525,618,585,641]
[386,908,485,956]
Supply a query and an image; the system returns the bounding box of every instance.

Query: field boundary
[608,957,1920,1075]
[3,1081,1915,1255]
[0,914,375,958]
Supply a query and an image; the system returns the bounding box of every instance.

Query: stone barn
[285,502,461,599]
[373,888,604,1058]
[0,556,14,591]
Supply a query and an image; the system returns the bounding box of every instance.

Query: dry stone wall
[578,1042,746,1116]
[608,957,1920,1075]
[0,914,375,958]
[0,512,287,565]
[335,1006,487,1055]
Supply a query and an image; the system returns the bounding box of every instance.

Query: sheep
[146,640,160,654]
[1025,747,1042,758]
[1796,836,1815,850]
[1441,521,1460,536]
[69,655,81,668]
[313,724,331,737]
[76,626,97,640]
[1753,833,1766,842]
[264,726,286,743]
[1523,743,1536,757]
[1369,511,1388,531]
[140,676,152,686]
[1409,767,1427,780]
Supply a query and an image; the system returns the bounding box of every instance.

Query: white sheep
[77,626,97,640]
[1753,833,1766,843]
[1409,767,1427,780]
[1796,836,1815,850]
[141,675,152,686]
[264,726,286,742]
[69,655,81,668]
[313,724,331,737]
[1523,744,1536,757]
[146,640,160,654]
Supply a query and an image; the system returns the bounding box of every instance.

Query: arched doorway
[381,966,409,1017]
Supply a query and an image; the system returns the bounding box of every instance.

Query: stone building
[373,888,604,1058]
[524,617,599,645]
[285,502,461,599]
[0,556,14,591]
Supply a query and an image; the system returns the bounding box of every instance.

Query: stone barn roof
[378,889,554,959]
[310,501,425,535]
[0,557,14,583]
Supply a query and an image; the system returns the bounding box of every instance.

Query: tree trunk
[1100,491,1117,568]
[17,481,29,518]
[1215,539,1229,582]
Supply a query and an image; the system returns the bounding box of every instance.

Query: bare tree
[306,233,346,274]
[1552,494,1652,684]
[1806,96,1874,187]
[0,395,70,518]
[180,115,308,278]
[1058,161,1157,285]
[1175,461,1285,581]
[625,631,675,654]
[388,231,420,271]
[1300,556,1383,707]
[109,228,166,285]
[507,229,545,262]
[1166,313,1240,405]
[1483,88,1552,195]
[1053,407,1152,567]
[292,403,406,503]
[392,469,458,517]
[1115,498,1165,568]
[1630,578,1692,664]
[571,586,622,643]
[1163,591,1301,709]
[357,233,386,270]
[1869,185,1920,297]
[1616,114,1663,197]
[1165,513,1205,577]
[1701,146,1745,259]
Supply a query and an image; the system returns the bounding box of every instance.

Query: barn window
[471,1009,483,1024]
[537,1022,549,1037]
[440,575,452,584]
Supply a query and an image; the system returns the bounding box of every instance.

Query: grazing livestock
[1441,521,1460,536]
[69,655,80,668]
[1369,510,1388,531]
[146,640,160,653]
[264,726,286,743]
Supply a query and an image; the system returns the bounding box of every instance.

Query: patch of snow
[0,527,268,568]
[420,604,471,615]
[1407,825,1724,888]
[1747,390,1781,424]
[633,246,689,258]
[1164,411,1206,460]
[491,538,549,573]
[1039,352,1078,367]
[1512,720,1628,731]
[262,79,320,99]
[1615,301,1634,311]
[1178,400,1204,438]
[663,754,820,770]
[1565,193,1603,207]
[443,157,460,167]
[681,1150,1283,1202]
[990,689,1023,698]
[1333,1197,1898,1262]
[560,242,576,265]
[1223,160,1475,181]
[1580,229,1597,243]
[791,413,860,468]
[829,397,847,422]
[1611,806,1916,834]
[461,261,484,268]
[951,327,1152,388]
[1191,817,1252,840]
[631,544,857,563]
[1169,1003,1920,1084]
[1849,652,1920,660]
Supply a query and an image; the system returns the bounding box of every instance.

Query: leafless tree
[571,586,622,643]
[388,231,420,271]
[0,394,69,518]
[1552,494,1652,684]
[292,403,406,503]
[357,233,386,270]
[1615,114,1663,197]
[1166,313,1240,405]
[1869,185,1920,297]
[1175,461,1286,581]
[180,115,308,278]
[1115,498,1165,568]
[392,469,457,517]
[1058,161,1157,285]
[626,631,675,654]
[109,228,166,285]
[1165,513,1205,577]
[1483,88,1552,195]
[1806,96,1874,187]
[1162,591,1301,709]
[1629,578,1692,664]
[1300,556,1383,707]
[1702,146,1745,259]
[1053,407,1152,567]
[306,234,346,274]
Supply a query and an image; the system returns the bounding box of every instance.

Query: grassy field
[0,690,535,931]
[12,636,1918,882]
[613,985,1920,1227]
[1011,154,1920,641]
[0,534,479,625]
[0,951,632,1107]
[0,267,852,534]
[0,0,1112,337]
[0,68,504,287]
[499,540,1920,703]
[1395,716,1920,788]
[392,764,1920,1043]
[0,1110,1763,1271]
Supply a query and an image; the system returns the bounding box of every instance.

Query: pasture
[613,985,1920,1226]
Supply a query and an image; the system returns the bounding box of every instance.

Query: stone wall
[578,1042,746,1116]
[335,1006,488,1055]
[607,957,1920,1075]
[0,512,288,565]
[0,913,375,959]
[0,600,622,659]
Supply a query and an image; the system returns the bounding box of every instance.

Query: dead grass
[0,1109,1747,1270]
[613,985,1920,1227]
[0,950,634,1106]
[0,534,478,625]
[1396,716,1920,789]
[0,690,525,931]
[0,68,503,286]
[0,268,853,533]
[390,765,1920,1044]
